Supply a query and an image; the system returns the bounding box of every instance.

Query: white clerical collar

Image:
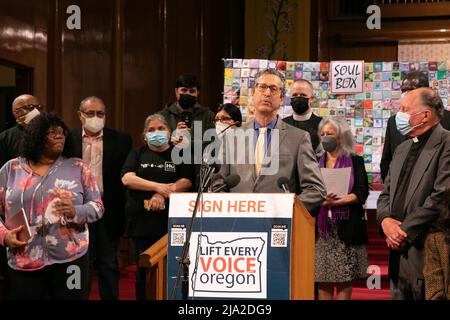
[293,110,312,121]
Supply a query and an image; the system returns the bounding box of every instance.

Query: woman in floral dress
[0,112,104,299]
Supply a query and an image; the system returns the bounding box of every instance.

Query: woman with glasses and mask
[121,114,193,300]
[0,112,104,299]
[214,103,242,138]
[315,116,369,300]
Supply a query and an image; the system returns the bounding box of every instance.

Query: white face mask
[215,122,229,137]
[84,116,105,133]
[23,108,41,125]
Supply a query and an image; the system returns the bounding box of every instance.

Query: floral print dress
[0,156,104,271]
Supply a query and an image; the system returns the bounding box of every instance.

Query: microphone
[219,121,240,135]
[212,174,240,193]
[202,163,221,191]
[277,177,290,194]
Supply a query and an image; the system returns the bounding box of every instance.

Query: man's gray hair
[417,87,444,119]
[318,116,355,157]
[79,96,105,111]
[254,69,286,95]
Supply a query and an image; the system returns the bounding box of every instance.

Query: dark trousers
[7,253,89,300]
[390,278,425,300]
[0,247,8,299]
[131,237,160,300]
[88,218,121,300]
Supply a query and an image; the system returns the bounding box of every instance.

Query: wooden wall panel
[122,0,244,145]
[59,0,115,130]
[313,0,450,62]
[0,0,48,106]
[0,0,245,146]
[122,0,164,145]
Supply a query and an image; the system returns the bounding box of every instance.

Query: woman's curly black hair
[430,188,450,245]
[19,112,74,163]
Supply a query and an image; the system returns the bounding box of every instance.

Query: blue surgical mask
[146,131,168,148]
[395,111,424,136]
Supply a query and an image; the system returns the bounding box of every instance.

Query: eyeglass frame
[16,104,43,113]
[214,116,233,123]
[254,83,283,95]
[81,110,106,118]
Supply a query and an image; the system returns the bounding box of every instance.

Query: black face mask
[291,96,309,115]
[179,94,197,110]
[321,135,338,153]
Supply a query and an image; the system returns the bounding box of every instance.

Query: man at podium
[215,68,326,214]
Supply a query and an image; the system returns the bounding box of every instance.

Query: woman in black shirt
[121,114,192,300]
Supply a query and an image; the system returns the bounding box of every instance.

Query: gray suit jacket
[216,118,326,214]
[377,124,450,282]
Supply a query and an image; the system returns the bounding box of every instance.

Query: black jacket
[0,125,24,168]
[72,127,132,239]
[380,110,450,181]
[283,113,322,152]
[337,155,370,245]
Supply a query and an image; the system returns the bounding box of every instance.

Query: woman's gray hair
[318,116,355,157]
[143,113,170,135]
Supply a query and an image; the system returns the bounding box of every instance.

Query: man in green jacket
[158,74,215,188]
[159,73,214,138]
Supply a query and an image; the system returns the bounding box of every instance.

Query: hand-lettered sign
[330,61,364,94]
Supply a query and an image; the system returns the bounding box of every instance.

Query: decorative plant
[256,0,298,60]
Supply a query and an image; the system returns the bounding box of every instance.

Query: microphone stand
[170,159,215,300]
[218,121,240,135]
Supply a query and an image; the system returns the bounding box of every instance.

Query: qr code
[271,231,287,248]
[171,230,186,247]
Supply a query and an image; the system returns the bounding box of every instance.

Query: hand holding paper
[320,167,351,198]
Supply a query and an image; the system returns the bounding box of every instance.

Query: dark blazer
[0,125,24,168]
[336,155,370,245]
[72,127,132,240]
[381,110,450,181]
[424,232,450,300]
[377,125,450,284]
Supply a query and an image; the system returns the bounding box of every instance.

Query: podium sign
[167,193,294,300]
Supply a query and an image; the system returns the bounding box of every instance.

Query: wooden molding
[338,28,450,44]
[379,3,450,18]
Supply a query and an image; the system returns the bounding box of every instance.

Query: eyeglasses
[255,83,282,95]
[81,111,106,118]
[214,116,233,123]
[16,104,43,112]
[47,128,67,138]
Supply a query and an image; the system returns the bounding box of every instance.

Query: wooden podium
[140,194,315,300]
[290,197,315,300]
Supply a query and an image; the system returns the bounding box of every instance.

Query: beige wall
[245,0,310,61]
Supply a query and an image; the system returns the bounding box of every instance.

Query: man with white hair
[377,87,450,300]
